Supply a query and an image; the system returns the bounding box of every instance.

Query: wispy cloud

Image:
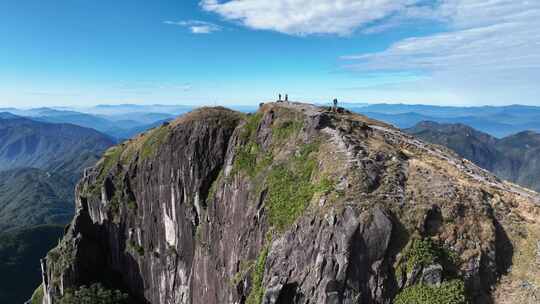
[200,0,434,36]
[334,0,540,104]
[342,1,540,72]
[164,20,222,34]
[197,0,539,104]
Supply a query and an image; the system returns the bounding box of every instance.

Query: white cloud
[196,0,540,104]
[340,0,540,104]
[343,1,540,71]
[200,0,429,36]
[164,20,222,34]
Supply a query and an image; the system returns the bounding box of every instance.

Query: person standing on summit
[333,98,338,111]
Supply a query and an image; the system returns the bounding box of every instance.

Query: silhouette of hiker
[285,94,288,102]
[278,94,282,102]
[333,98,338,111]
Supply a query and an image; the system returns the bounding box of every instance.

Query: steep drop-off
[38,103,540,304]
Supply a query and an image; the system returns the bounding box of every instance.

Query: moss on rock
[246,246,269,304]
[265,141,335,231]
[394,280,466,304]
[140,125,170,160]
[30,284,43,304]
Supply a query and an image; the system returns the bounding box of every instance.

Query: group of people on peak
[276,94,339,110]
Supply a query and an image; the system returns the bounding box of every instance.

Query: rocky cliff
[37,102,540,304]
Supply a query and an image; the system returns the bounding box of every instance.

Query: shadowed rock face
[39,103,540,304]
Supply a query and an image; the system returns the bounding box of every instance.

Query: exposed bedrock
[39,103,540,304]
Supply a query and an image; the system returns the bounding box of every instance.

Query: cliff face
[39,103,540,304]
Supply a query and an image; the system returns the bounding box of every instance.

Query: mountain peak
[39,101,540,304]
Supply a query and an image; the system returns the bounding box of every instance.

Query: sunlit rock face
[40,102,540,304]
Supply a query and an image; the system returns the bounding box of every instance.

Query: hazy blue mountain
[351,103,540,117]
[32,112,122,135]
[0,118,115,302]
[0,116,114,230]
[112,119,173,140]
[1,107,182,139]
[349,103,540,138]
[0,112,19,119]
[0,116,114,179]
[103,112,174,124]
[406,121,540,191]
[358,112,435,129]
[84,104,192,116]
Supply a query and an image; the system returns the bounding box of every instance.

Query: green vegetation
[89,124,170,197]
[231,113,272,178]
[394,280,466,304]
[127,240,145,256]
[266,142,332,231]
[30,284,43,304]
[56,283,129,304]
[398,238,459,275]
[88,145,126,197]
[232,142,273,178]
[239,113,263,142]
[232,112,334,232]
[98,146,124,182]
[126,199,137,211]
[48,240,77,287]
[394,239,466,304]
[246,246,269,304]
[403,239,441,273]
[140,125,170,160]
[0,225,64,303]
[272,120,303,142]
[0,169,74,232]
[230,260,255,287]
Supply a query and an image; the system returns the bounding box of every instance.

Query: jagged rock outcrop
[38,102,540,304]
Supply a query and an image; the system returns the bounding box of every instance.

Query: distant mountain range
[0,114,114,180]
[0,115,115,303]
[406,121,540,192]
[348,103,540,138]
[0,105,186,140]
[5,103,540,139]
[0,114,115,231]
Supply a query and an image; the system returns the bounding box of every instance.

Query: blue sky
[1,0,538,107]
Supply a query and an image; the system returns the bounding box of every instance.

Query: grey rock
[421,264,443,286]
